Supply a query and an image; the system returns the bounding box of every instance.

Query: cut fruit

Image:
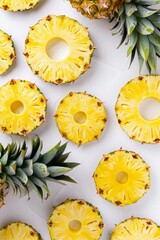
[94,150,150,206]
[0,30,15,74]
[111,218,160,239]
[0,0,40,11]
[0,79,47,135]
[55,92,107,145]
[0,222,42,240]
[115,75,160,144]
[48,199,104,240]
[24,15,94,84]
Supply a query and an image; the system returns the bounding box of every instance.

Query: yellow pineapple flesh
[94,150,150,206]
[0,0,40,11]
[48,199,104,240]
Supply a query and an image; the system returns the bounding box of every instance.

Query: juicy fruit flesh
[0,80,46,135]
[24,15,94,84]
[116,75,160,143]
[0,30,15,75]
[0,222,41,240]
[111,218,160,240]
[0,0,40,11]
[94,150,150,206]
[48,199,104,240]
[55,92,107,145]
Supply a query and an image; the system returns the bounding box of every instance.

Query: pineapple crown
[110,0,160,73]
[0,136,79,206]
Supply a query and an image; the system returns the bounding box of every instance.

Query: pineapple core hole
[139,98,160,120]
[10,100,24,114]
[46,38,70,61]
[74,111,87,124]
[69,219,82,232]
[116,171,128,184]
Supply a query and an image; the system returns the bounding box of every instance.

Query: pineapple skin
[48,199,104,240]
[55,92,107,145]
[69,0,125,19]
[0,222,42,240]
[94,150,150,206]
[111,218,160,239]
[0,0,41,11]
[24,15,94,84]
[0,30,15,75]
[115,75,160,144]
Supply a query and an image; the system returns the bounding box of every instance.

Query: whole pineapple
[0,136,79,207]
[69,0,160,73]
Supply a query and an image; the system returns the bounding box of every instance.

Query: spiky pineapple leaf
[127,31,138,56]
[125,3,137,17]
[148,43,157,73]
[137,5,157,18]
[137,18,154,35]
[126,15,137,35]
[138,35,149,61]
[33,163,49,178]
[39,142,61,165]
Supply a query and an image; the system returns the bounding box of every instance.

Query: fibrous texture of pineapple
[69,0,125,19]
[48,199,104,240]
[0,136,78,207]
[0,30,15,74]
[94,150,150,206]
[0,79,46,136]
[0,0,40,11]
[0,222,42,240]
[24,15,94,84]
[111,218,160,239]
[115,75,160,144]
[55,92,107,145]
[110,0,160,73]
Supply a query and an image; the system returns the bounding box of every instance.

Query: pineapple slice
[48,199,104,240]
[94,150,150,206]
[115,75,160,144]
[0,30,15,74]
[0,222,42,240]
[0,79,46,135]
[0,0,40,11]
[24,15,94,84]
[55,92,107,145]
[111,218,160,239]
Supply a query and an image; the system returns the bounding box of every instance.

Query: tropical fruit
[0,0,40,11]
[0,222,42,240]
[94,150,150,206]
[0,79,46,135]
[24,15,94,84]
[0,30,15,74]
[115,75,160,144]
[69,0,160,73]
[0,136,79,207]
[111,218,160,239]
[55,92,107,145]
[48,199,104,240]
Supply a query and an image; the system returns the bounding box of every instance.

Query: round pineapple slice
[69,0,125,19]
[94,150,150,206]
[55,92,107,145]
[115,75,160,144]
[0,222,42,240]
[0,30,15,75]
[48,199,104,240]
[111,218,160,239]
[24,15,94,84]
[0,0,40,11]
[0,79,46,135]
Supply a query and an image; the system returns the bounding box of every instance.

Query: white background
[0,0,160,239]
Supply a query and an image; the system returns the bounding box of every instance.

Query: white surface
[0,0,160,239]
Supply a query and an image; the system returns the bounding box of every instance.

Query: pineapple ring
[111,218,160,239]
[0,222,42,239]
[55,92,107,145]
[0,30,15,75]
[0,79,47,136]
[48,199,104,240]
[0,0,40,11]
[115,75,160,144]
[24,15,94,84]
[94,150,150,206]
